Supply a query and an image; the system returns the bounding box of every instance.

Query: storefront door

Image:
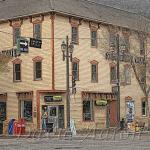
[0,102,6,134]
[46,105,64,132]
[107,101,118,127]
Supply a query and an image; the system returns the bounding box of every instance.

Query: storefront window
[0,102,6,122]
[21,101,32,121]
[83,100,93,121]
[126,100,135,123]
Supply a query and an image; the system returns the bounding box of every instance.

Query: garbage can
[8,119,15,135]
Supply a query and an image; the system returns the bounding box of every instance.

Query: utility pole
[116,34,120,127]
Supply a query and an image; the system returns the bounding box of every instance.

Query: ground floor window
[21,101,32,121]
[142,101,147,116]
[126,100,135,123]
[83,100,94,121]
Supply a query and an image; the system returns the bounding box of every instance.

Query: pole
[66,35,71,131]
[116,34,120,127]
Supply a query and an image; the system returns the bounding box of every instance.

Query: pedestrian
[42,106,48,131]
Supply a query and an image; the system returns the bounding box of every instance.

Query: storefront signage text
[44,95,62,102]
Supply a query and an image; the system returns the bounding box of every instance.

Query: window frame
[124,65,131,85]
[141,100,147,117]
[91,30,97,48]
[13,27,21,46]
[91,60,98,83]
[72,58,80,81]
[12,58,22,82]
[140,39,145,55]
[71,25,79,45]
[20,100,33,122]
[83,100,94,122]
[34,61,42,81]
[33,23,42,39]
[33,56,43,81]
[110,63,117,84]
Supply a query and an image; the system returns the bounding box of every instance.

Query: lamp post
[61,35,74,133]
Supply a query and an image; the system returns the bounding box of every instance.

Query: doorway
[0,102,6,134]
[42,105,64,132]
[107,101,118,127]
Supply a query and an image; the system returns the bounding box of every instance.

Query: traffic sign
[17,38,29,53]
[30,38,42,48]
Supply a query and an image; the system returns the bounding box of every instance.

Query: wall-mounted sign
[95,99,107,106]
[0,48,20,57]
[30,38,42,49]
[44,95,62,102]
[105,50,145,65]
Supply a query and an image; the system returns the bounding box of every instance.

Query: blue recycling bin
[8,119,15,135]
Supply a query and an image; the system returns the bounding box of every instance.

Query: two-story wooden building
[0,0,150,133]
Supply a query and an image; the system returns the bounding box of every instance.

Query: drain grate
[55,146,82,149]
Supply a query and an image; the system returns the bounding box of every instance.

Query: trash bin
[3,120,9,135]
[8,119,15,135]
[13,119,25,135]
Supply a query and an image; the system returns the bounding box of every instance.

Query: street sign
[30,38,42,48]
[17,38,29,53]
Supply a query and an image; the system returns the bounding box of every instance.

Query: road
[0,133,150,150]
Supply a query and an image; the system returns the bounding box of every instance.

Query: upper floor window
[12,58,22,82]
[13,27,21,46]
[34,61,42,80]
[109,32,116,48]
[110,64,117,83]
[71,26,78,44]
[140,39,145,55]
[33,56,43,81]
[33,23,41,39]
[91,30,97,47]
[72,58,79,81]
[124,65,131,85]
[91,61,98,83]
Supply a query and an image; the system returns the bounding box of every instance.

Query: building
[0,0,150,133]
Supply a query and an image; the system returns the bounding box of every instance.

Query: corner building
[0,0,150,133]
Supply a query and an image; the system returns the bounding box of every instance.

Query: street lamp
[61,35,74,134]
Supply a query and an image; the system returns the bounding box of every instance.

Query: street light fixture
[61,35,74,134]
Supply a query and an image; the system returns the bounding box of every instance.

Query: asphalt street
[0,133,150,150]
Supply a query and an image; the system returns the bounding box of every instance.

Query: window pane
[35,61,42,79]
[34,24,41,39]
[142,101,146,116]
[83,101,93,121]
[13,27,20,45]
[91,31,97,47]
[14,64,21,81]
[140,40,145,55]
[91,64,97,82]
[72,62,79,80]
[125,66,131,84]
[72,27,78,44]
[109,33,116,47]
[110,66,116,82]
[22,101,32,121]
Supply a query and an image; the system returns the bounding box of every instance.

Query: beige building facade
[0,0,150,133]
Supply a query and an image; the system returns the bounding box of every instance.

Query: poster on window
[126,101,135,123]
